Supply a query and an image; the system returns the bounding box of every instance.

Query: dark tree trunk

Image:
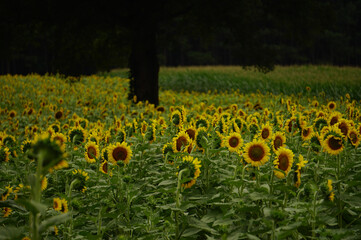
[128,17,159,106]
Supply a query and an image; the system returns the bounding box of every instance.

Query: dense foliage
[1,69,361,239]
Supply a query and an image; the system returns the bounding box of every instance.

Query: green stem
[336,153,342,228]
[175,169,187,240]
[312,191,318,239]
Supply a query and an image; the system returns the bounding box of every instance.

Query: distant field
[108,65,361,100]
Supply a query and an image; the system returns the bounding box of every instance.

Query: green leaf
[188,216,218,235]
[17,199,47,214]
[0,200,26,212]
[0,226,24,240]
[182,228,202,237]
[39,213,71,233]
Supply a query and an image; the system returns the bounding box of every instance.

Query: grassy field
[1,67,361,239]
[110,65,361,100]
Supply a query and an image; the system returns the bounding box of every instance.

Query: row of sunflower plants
[0,74,361,239]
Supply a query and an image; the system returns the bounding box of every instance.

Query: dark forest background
[1,0,361,76]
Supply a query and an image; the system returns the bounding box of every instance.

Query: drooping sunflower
[68,126,87,145]
[108,142,132,165]
[273,147,294,179]
[72,169,89,192]
[271,131,286,152]
[171,110,183,127]
[313,116,328,132]
[195,117,209,129]
[51,132,67,151]
[0,146,10,163]
[178,156,201,189]
[257,123,273,141]
[84,141,99,163]
[222,132,243,152]
[243,139,270,167]
[301,125,314,141]
[172,131,191,153]
[2,135,16,148]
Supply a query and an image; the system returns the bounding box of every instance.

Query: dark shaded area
[1,0,361,104]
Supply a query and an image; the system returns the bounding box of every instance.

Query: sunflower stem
[239,164,250,197]
[336,153,342,228]
[175,169,187,240]
[312,191,318,239]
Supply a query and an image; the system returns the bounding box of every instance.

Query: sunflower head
[108,142,132,165]
[348,128,360,147]
[72,169,89,192]
[223,132,243,152]
[100,160,112,176]
[243,139,270,167]
[68,127,87,145]
[301,126,313,141]
[0,146,10,163]
[178,156,201,189]
[273,147,294,179]
[327,101,337,111]
[257,123,273,141]
[271,131,286,152]
[172,131,191,153]
[84,141,99,163]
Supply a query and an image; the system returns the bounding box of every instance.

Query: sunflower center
[102,162,108,173]
[278,154,289,171]
[186,129,196,140]
[55,111,63,119]
[274,137,283,150]
[87,146,97,159]
[338,123,348,136]
[350,133,357,144]
[229,136,239,148]
[328,136,342,150]
[329,103,335,109]
[330,117,338,125]
[302,128,310,137]
[112,147,127,161]
[249,145,265,161]
[176,136,188,151]
[261,129,270,139]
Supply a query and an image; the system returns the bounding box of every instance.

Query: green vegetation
[109,65,361,100]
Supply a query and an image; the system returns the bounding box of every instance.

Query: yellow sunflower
[273,147,294,179]
[327,101,337,111]
[41,176,48,191]
[271,131,286,152]
[328,111,343,126]
[301,126,313,141]
[108,142,132,165]
[257,122,273,141]
[0,146,10,163]
[99,160,112,176]
[243,139,270,167]
[84,142,99,163]
[60,199,68,213]
[53,197,62,211]
[2,207,12,217]
[348,128,360,147]
[185,126,197,141]
[222,132,243,152]
[294,155,308,188]
[321,126,344,155]
[178,156,202,189]
[51,132,67,151]
[336,119,350,138]
[68,126,87,145]
[172,131,191,153]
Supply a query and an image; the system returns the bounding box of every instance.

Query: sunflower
[108,142,132,165]
[41,176,48,191]
[54,109,64,120]
[84,142,99,163]
[163,142,175,163]
[243,139,270,167]
[271,131,286,152]
[2,207,12,217]
[8,110,17,118]
[178,156,201,189]
[313,116,328,132]
[301,126,313,141]
[327,179,334,202]
[285,116,299,134]
[51,132,67,151]
[171,110,183,127]
[144,122,156,143]
[322,127,344,155]
[60,199,68,213]
[223,132,243,152]
[336,119,350,138]
[195,117,209,129]
[68,126,87,145]
[348,128,360,147]
[257,123,273,141]
[140,121,148,137]
[1,185,13,201]
[101,148,109,162]
[2,135,16,148]
[273,147,294,179]
[53,197,62,211]
[172,131,191,153]
[99,160,112,176]
[72,169,89,192]
[294,155,308,188]
[232,117,244,133]
[114,129,126,143]
[327,101,337,111]
[185,126,197,141]
[0,146,10,163]
[328,112,342,126]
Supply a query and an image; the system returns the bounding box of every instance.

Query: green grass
[108,65,361,100]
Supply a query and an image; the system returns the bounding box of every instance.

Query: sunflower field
[1,67,361,240]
